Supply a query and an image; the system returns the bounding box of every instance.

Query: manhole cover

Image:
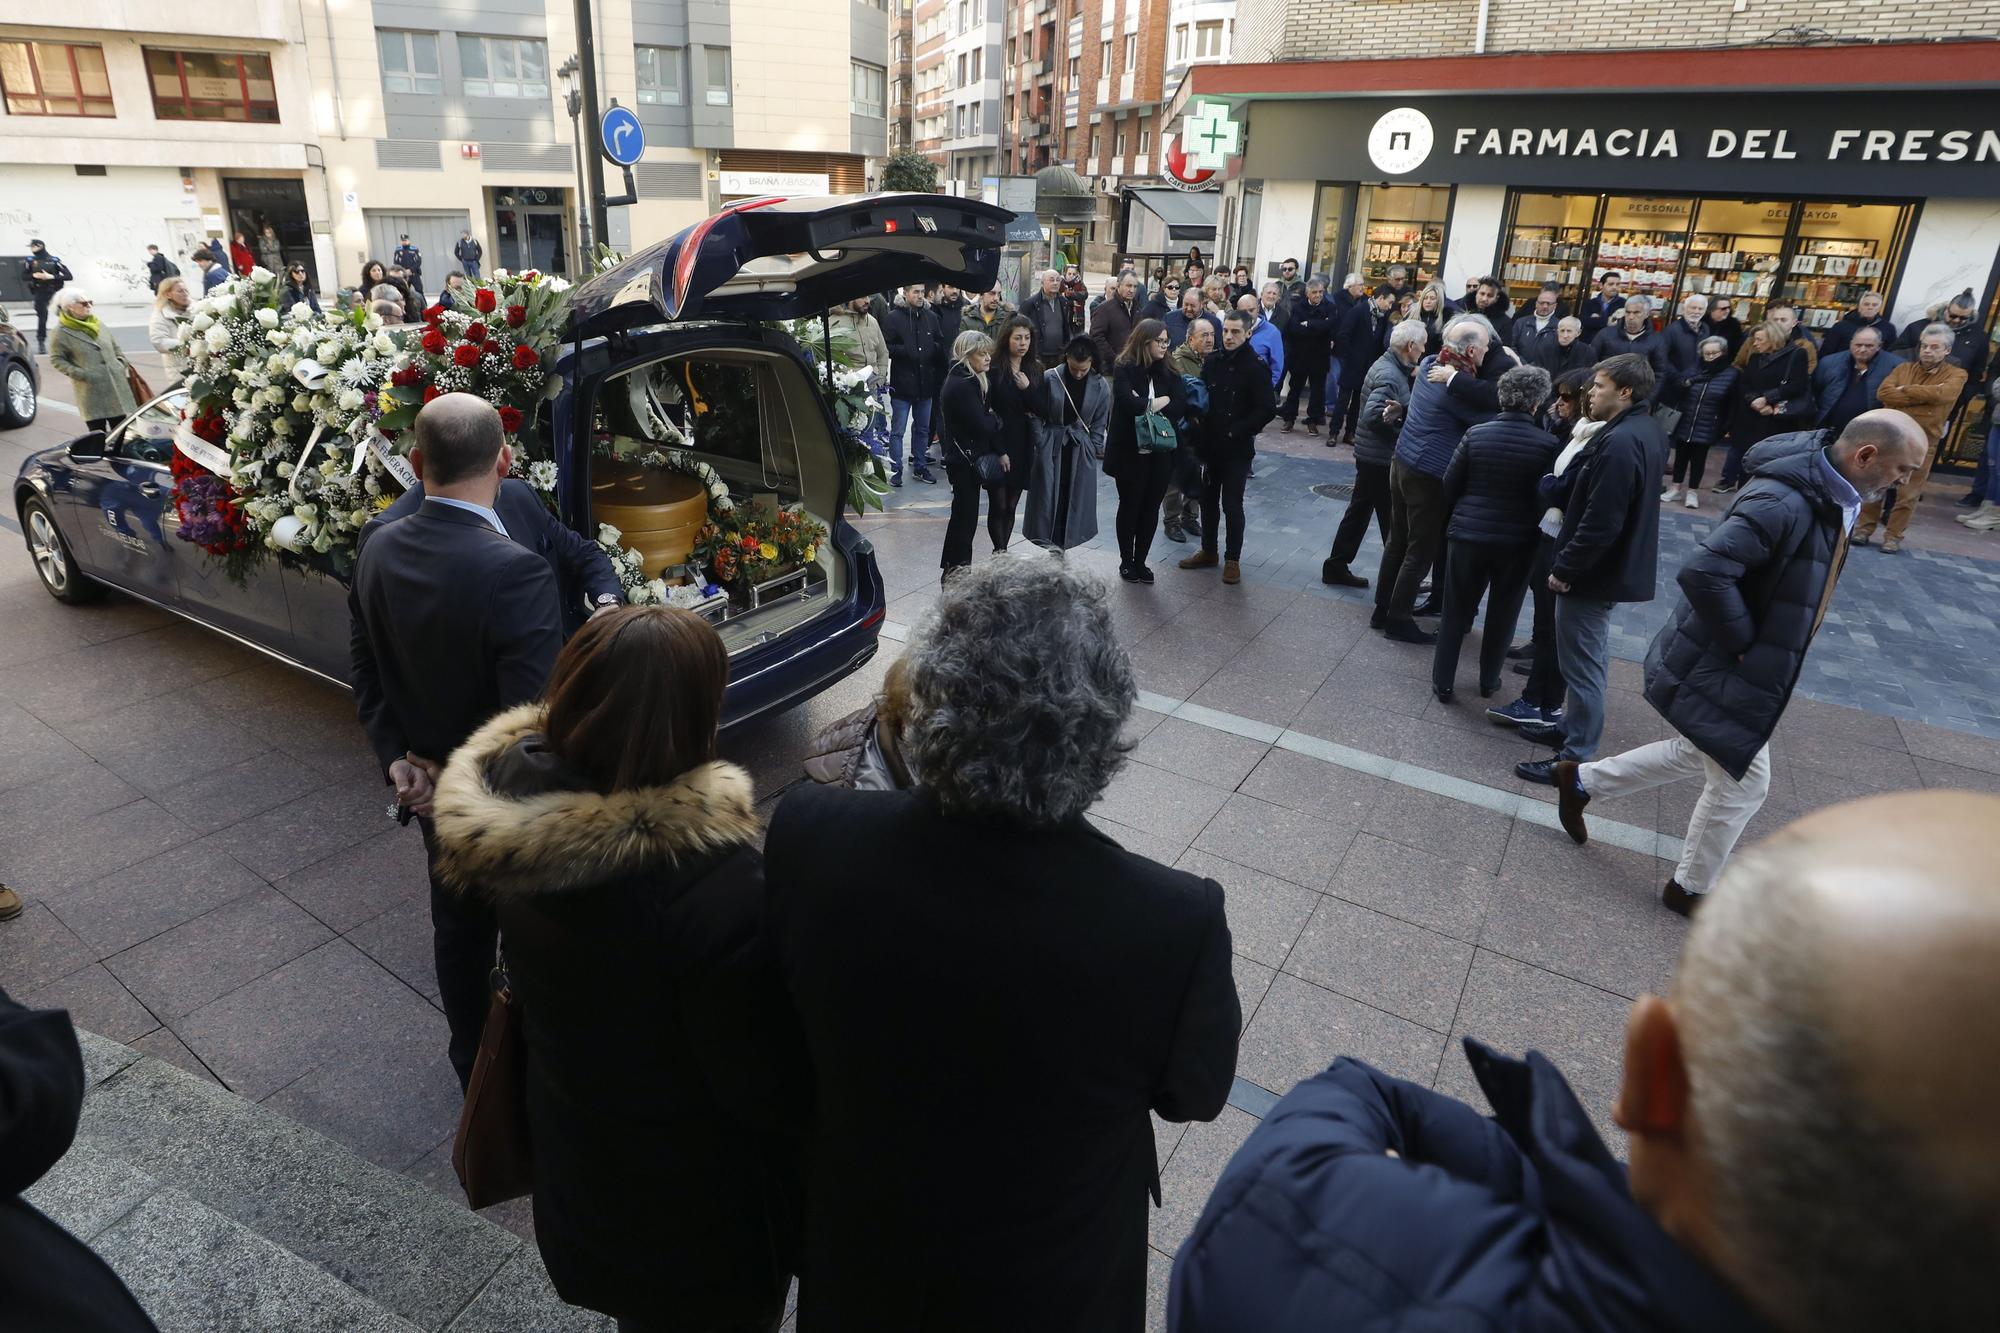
[1310,482,1353,500]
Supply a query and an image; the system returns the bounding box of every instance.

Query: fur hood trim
[430,703,759,897]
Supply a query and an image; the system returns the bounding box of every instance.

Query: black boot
[1321,562,1368,588]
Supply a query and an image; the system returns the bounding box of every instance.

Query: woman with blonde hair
[936,329,1002,578]
[1416,281,1455,355]
[149,277,193,382]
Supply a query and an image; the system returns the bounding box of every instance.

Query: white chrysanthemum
[337,358,374,389]
[528,460,558,491]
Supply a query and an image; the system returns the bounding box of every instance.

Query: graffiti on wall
[4,205,206,300]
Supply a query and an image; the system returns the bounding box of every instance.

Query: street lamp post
[557,56,593,263]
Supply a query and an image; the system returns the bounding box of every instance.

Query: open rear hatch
[567,192,1013,337]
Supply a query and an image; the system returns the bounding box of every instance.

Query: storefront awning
[1122,187,1218,245]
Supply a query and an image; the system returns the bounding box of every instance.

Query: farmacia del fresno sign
[1242,93,2000,195]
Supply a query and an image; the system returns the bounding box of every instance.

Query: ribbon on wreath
[173,420,234,478]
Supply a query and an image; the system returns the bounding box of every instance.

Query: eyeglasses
[72,300,94,308]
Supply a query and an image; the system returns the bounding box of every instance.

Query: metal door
[361,210,470,292]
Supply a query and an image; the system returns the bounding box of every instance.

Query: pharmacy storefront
[1182,44,2000,345]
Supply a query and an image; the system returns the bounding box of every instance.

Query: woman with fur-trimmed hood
[430,606,802,1331]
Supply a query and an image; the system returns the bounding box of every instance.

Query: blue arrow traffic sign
[600,105,645,167]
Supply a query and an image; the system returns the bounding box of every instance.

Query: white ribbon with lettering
[370,432,419,491]
[173,420,234,477]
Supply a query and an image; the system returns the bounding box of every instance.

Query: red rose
[420,327,446,355]
[465,322,488,344]
[423,304,447,325]
[511,345,540,371]
[452,341,481,367]
[422,386,443,403]
[389,365,420,388]
[505,305,527,328]
[474,288,498,314]
[498,406,524,433]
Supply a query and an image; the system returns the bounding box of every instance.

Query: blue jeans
[1553,595,1616,762]
[1982,423,2000,503]
[461,260,481,280]
[889,394,933,477]
[1322,360,1342,418]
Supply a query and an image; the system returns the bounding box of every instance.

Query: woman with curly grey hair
[762,551,1241,1331]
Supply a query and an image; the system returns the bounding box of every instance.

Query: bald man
[1170,791,2000,1332]
[349,392,564,1086]
[1553,410,1929,913]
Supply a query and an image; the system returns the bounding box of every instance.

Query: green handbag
[1136,410,1179,453]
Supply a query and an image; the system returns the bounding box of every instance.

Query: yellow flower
[758,541,778,560]
[803,545,817,562]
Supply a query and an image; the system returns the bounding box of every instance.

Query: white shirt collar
[428,495,508,538]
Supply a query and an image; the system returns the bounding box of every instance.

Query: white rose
[312,529,334,553]
[191,312,215,332]
[254,307,279,328]
[316,340,340,362]
[232,388,250,406]
[270,418,292,437]
[644,579,668,604]
[291,393,312,412]
[371,334,395,356]
[266,330,290,346]
[597,523,622,544]
[205,325,231,351]
[339,388,365,412]
[351,508,370,527]
[276,462,295,478]
[364,313,383,332]
[286,303,313,324]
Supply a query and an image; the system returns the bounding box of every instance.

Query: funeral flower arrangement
[692,503,828,597]
[777,317,891,514]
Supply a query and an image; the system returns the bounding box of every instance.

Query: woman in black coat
[1105,317,1185,583]
[1432,365,1559,702]
[1718,320,1811,492]
[984,315,1043,552]
[1660,335,1740,509]
[1701,296,1746,361]
[431,608,800,1333]
[936,329,1004,576]
[763,554,1240,1333]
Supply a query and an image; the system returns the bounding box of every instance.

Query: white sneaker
[1660,486,1681,503]
[1684,490,1699,509]
[1968,508,2000,531]
[1958,501,1998,526]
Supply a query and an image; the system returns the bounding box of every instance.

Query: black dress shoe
[1518,718,1566,746]
[1134,563,1155,584]
[1382,618,1436,645]
[1119,562,1141,583]
[1321,564,1369,588]
[1164,523,1189,544]
[1369,607,1386,629]
[1661,879,1705,917]
[1554,760,1590,844]
[1433,685,1454,704]
[1479,680,1500,699]
[1506,642,1536,660]
[1515,758,1559,785]
[1511,659,1531,676]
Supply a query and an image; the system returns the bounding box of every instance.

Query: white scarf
[1540,418,1606,538]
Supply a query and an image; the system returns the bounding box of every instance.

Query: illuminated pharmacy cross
[1184,101,1241,169]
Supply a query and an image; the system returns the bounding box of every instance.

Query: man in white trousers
[1550,410,1927,915]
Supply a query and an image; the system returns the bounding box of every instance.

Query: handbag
[975,451,1007,485]
[126,363,155,406]
[1653,404,1683,437]
[1136,410,1179,453]
[452,950,534,1208]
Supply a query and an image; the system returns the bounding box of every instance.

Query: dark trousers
[32,293,53,345]
[1719,440,1747,487]
[1282,362,1328,425]
[1200,454,1252,560]
[1432,537,1535,694]
[1052,443,1077,548]
[1114,451,1175,567]
[1328,459,1392,569]
[1672,440,1713,487]
[1376,458,1447,619]
[941,459,983,569]
[1332,366,1367,438]
[420,818,498,1091]
[986,482,1023,550]
[1523,537,1565,711]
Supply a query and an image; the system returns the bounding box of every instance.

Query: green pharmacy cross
[1183,101,1241,171]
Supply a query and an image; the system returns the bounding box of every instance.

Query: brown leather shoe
[1178,549,1219,570]
[1222,559,1241,584]
[1661,879,1705,917]
[0,883,21,922]
[1554,760,1589,844]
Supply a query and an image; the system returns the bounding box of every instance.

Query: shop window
[377,30,441,96]
[457,36,549,100]
[1499,191,1599,312]
[637,46,683,106]
[1681,198,1793,324]
[1354,185,1450,287]
[0,40,114,118]
[1780,201,1912,335]
[144,48,279,123]
[1590,196,1694,314]
[1309,184,1349,284]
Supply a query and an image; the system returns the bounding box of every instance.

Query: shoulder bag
[1136,375,1179,452]
[452,947,534,1208]
[126,363,155,407]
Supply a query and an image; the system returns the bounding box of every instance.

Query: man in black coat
[1551,412,1927,916]
[882,283,946,483]
[21,239,71,352]
[1659,293,1711,396]
[1331,286,1394,444]
[1279,277,1338,434]
[1518,353,1667,786]
[1819,290,1896,358]
[1578,270,1625,338]
[380,476,621,634]
[143,244,179,293]
[1181,309,1278,583]
[1090,271,1140,373]
[1590,296,1668,389]
[0,988,160,1331]
[1524,316,1593,378]
[1506,282,1564,352]
[349,393,565,1087]
[763,555,1238,1333]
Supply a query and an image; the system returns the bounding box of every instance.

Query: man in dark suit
[381,475,622,633]
[350,394,565,1087]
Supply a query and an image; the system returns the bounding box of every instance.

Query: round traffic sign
[600,105,645,167]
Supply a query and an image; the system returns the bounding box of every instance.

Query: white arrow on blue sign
[600,105,645,167]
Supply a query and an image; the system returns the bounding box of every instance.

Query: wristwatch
[594,593,621,609]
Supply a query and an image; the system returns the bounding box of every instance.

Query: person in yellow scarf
[48,293,137,431]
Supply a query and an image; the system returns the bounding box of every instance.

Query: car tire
[21,497,102,604]
[0,359,35,429]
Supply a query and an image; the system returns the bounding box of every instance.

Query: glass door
[1593,195,1696,317]
[1308,183,1352,284]
[1354,184,1450,287]
[527,212,567,276]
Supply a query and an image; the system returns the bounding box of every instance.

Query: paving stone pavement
[4,397,2000,1327]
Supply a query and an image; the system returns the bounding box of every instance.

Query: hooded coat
[429,705,803,1327]
[1025,363,1109,549]
[1643,431,1851,780]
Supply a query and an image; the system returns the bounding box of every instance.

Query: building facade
[1,0,889,305]
[889,0,914,155]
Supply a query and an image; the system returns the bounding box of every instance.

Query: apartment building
[913,0,1001,190]
[888,0,914,155]
[0,3,332,307]
[1,1,889,303]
